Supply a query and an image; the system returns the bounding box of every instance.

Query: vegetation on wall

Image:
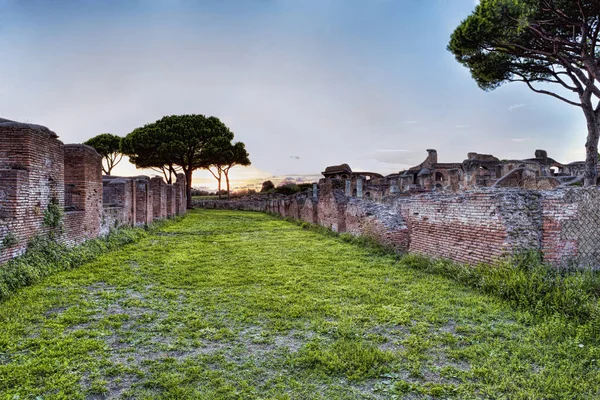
[0,231,17,250]
[0,226,148,301]
[43,198,64,234]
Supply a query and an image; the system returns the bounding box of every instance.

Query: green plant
[43,198,64,230]
[274,183,301,195]
[1,231,18,249]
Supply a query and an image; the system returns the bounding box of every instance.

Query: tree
[121,125,180,184]
[261,180,275,192]
[202,139,251,199]
[448,0,600,185]
[222,142,251,199]
[121,114,234,208]
[84,133,123,175]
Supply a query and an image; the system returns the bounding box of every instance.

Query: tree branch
[510,76,583,106]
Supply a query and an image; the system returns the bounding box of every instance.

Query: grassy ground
[0,210,598,399]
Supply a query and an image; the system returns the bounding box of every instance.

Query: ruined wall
[150,177,167,221]
[101,177,136,235]
[394,191,541,265]
[175,173,187,215]
[195,187,600,268]
[62,144,103,245]
[539,188,600,268]
[0,120,187,266]
[0,122,65,263]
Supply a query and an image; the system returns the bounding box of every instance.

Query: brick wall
[539,188,600,268]
[0,122,64,264]
[195,187,600,269]
[0,119,187,266]
[62,144,103,245]
[175,173,187,215]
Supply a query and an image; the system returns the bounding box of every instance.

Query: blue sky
[0,0,587,189]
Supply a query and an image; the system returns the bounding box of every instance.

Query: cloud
[454,124,471,129]
[403,120,419,124]
[508,103,526,111]
[511,138,530,142]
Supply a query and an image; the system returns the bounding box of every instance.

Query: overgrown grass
[402,252,600,325]
[0,222,170,301]
[282,214,600,325]
[1,210,599,399]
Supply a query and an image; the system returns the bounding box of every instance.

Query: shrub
[274,183,301,196]
[260,180,275,192]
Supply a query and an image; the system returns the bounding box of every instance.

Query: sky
[0,0,589,190]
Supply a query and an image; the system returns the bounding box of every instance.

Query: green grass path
[0,210,598,399]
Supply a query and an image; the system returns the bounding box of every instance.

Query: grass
[0,209,599,399]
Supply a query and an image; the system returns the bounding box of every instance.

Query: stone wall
[195,186,600,269]
[0,120,187,265]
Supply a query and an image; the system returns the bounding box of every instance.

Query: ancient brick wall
[101,177,136,235]
[0,122,65,263]
[166,185,176,217]
[62,144,103,245]
[539,188,600,268]
[345,199,409,252]
[0,120,188,265]
[316,182,348,232]
[195,187,600,268]
[393,191,540,265]
[175,174,187,215]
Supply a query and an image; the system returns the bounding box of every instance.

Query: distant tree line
[84,114,251,208]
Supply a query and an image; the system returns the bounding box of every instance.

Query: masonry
[0,119,187,265]
[196,181,600,269]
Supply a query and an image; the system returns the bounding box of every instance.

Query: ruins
[322,149,592,201]
[198,148,600,269]
[0,119,187,265]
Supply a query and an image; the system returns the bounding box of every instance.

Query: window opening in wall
[435,172,444,182]
[365,192,371,198]
[64,184,76,211]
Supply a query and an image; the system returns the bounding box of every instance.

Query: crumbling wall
[195,186,600,268]
[393,191,541,265]
[0,121,65,263]
[539,188,600,268]
[316,181,348,232]
[101,177,136,235]
[345,199,409,252]
[62,144,103,245]
[175,173,187,215]
[0,119,187,265]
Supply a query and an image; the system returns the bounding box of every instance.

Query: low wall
[195,185,600,269]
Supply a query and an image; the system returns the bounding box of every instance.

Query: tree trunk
[217,177,222,199]
[225,170,230,199]
[582,106,600,186]
[185,169,193,209]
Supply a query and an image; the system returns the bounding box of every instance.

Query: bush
[260,180,275,192]
[0,227,148,302]
[274,183,301,196]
